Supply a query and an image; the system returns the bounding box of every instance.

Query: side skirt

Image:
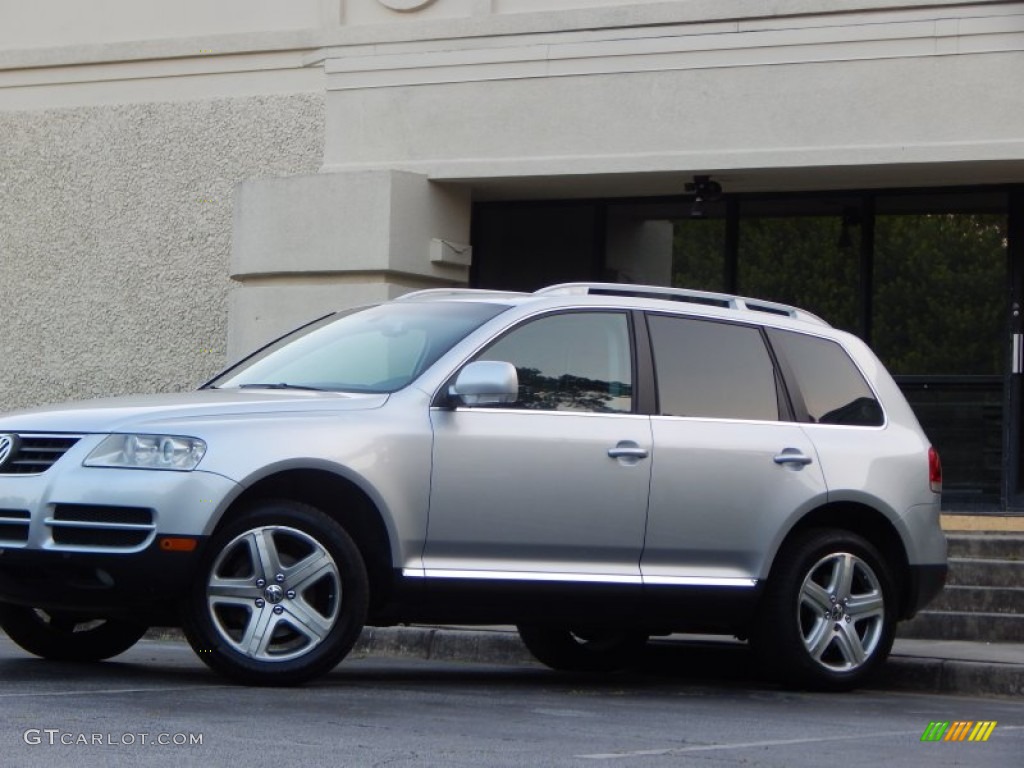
[370,571,762,635]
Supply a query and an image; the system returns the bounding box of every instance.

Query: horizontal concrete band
[324,14,1024,90]
[0,0,993,71]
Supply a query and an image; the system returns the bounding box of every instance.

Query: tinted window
[648,315,779,421]
[768,329,883,426]
[477,312,632,413]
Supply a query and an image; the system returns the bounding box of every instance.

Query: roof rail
[535,283,830,326]
[394,288,525,301]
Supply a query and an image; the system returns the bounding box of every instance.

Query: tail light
[928,446,942,494]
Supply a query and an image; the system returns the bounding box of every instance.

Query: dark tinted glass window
[477,312,632,413]
[648,315,778,421]
[768,329,883,426]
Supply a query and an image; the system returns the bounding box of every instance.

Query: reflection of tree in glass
[515,367,631,412]
[673,212,1006,375]
[874,213,1004,376]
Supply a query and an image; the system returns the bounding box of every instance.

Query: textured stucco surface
[0,93,324,412]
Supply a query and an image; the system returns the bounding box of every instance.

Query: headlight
[84,434,207,471]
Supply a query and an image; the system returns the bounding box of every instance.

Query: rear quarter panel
[797,331,945,566]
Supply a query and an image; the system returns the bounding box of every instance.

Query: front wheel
[517,625,648,672]
[752,528,896,691]
[182,499,369,686]
[0,606,147,661]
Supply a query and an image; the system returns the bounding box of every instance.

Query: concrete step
[946,533,1024,560]
[929,585,1024,614]
[901,531,1023,642]
[898,611,1024,643]
[945,557,1024,588]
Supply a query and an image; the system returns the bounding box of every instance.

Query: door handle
[608,442,649,460]
[773,449,813,467]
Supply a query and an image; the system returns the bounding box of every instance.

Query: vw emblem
[0,434,17,468]
[264,584,285,604]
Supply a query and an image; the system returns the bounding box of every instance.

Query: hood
[0,389,389,434]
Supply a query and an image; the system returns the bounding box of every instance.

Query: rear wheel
[0,605,147,661]
[517,625,648,672]
[753,528,896,690]
[182,499,368,686]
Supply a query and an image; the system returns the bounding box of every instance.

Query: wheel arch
[217,467,396,613]
[771,502,913,619]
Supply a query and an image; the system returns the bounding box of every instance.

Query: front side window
[648,314,779,421]
[768,329,883,426]
[476,312,633,413]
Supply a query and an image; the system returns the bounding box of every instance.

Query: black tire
[517,625,648,672]
[182,499,369,686]
[0,605,147,661]
[752,528,896,691]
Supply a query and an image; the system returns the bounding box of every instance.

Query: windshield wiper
[236,383,326,391]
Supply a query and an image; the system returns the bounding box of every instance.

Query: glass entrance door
[873,196,1007,505]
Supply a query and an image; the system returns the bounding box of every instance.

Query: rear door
[640,314,827,587]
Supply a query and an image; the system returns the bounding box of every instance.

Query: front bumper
[0,443,239,614]
[1,448,238,552]
[0,541,207,616]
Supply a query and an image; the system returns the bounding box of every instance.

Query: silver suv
[0,283,946,689]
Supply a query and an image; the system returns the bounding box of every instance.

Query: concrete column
[228,169,471,359]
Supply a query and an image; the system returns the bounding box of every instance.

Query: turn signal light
[159,536,198,552]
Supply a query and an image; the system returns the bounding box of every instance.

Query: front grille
[47,504,155,550]
[51,527,152,548]
[52,504,152,526]
[0,435,80,474]
[0,508,30,544]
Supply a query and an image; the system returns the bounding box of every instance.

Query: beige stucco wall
[0,93,324,411]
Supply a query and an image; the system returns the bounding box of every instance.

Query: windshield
[209,301,508,393]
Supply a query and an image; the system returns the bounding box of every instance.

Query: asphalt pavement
[3,635,1022,768]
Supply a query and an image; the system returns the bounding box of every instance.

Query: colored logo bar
[920,721,997,742]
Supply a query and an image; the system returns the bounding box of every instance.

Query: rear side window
[767,329,883,426]
[647,315,779,421]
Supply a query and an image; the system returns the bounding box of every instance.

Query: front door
[425,311,651,581]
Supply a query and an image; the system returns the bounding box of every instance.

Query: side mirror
[450,361,518,406]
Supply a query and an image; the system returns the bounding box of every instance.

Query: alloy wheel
[205,525,342,662]
[797,551,885,673]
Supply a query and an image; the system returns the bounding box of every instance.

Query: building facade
[1,0,1022,508]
